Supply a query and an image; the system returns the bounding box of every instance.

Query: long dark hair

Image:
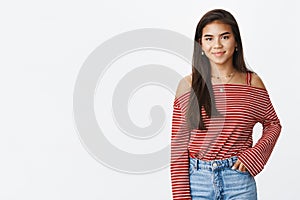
[187,9,249,130]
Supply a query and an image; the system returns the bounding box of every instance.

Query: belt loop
[196,159,199,170]
[229,157,233,167]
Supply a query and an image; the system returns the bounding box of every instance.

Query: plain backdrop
[0,0,299,199]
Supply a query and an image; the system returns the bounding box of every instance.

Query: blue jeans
[189,156,257,200]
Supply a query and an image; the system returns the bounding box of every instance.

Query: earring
[201,51,204,56]
[235,47,238,51]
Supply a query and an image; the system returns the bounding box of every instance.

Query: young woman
[170,9,282,200]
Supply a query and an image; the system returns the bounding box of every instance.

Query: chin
[211,60,228,65]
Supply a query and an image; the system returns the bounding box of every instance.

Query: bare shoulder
[175,74,192,99]
[251,72,266,90]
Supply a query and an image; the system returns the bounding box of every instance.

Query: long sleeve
[238,93,282,177]
[170,97,191,200]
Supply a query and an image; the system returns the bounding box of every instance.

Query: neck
[210,63,235,77]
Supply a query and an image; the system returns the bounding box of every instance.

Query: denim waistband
[189,156,238,171]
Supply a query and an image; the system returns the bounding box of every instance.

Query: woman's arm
[238,74,282,176]
[170,76,192,200]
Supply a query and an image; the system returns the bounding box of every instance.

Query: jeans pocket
[189,162,197,175]
[230,167,250,175]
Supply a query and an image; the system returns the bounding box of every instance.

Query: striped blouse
[170,74,282,200]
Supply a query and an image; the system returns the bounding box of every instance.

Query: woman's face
[201,21,237,68]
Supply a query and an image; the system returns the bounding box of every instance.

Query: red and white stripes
[170,84,281,200]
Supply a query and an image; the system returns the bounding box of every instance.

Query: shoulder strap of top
[246,72,252,86]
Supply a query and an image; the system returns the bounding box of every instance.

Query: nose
[213,38,223,48]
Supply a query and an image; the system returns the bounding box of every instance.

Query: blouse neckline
[174,83,268,104]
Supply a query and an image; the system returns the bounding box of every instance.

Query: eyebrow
[203,32,231,37]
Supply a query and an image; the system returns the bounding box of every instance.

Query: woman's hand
[232,159,248,172]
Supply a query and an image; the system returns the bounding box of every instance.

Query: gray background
[0,0,298,199]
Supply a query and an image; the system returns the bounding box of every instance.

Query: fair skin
[201,20,237,79]
[175,20,266,173]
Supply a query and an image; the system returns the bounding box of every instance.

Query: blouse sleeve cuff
[238,149,265,177]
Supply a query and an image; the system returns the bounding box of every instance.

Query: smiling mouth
[212,51,225,56]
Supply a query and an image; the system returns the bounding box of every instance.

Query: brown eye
[222,35,229,40]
